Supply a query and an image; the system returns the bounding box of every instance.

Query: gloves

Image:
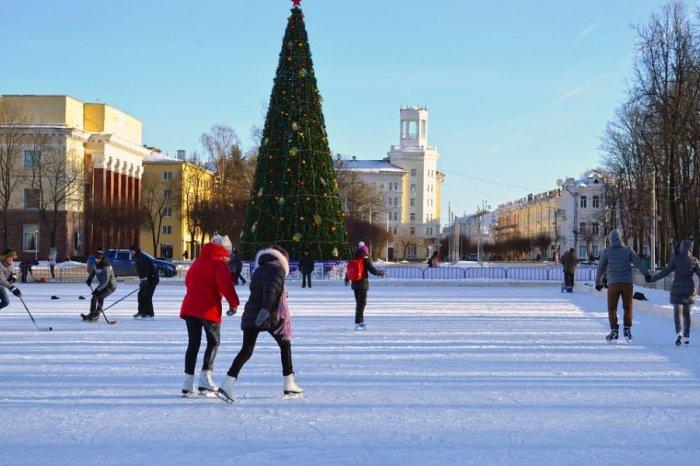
[8,273,17,284]
[227,307,237,317]
[85,278,93,287]
[595,284,603,292]
[644,274,652,283]
[11,287,21,297]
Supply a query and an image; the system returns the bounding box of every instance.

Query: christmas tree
[241,0,348,260]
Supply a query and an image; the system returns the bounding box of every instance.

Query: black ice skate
[606,328,619,342]
[623,327,633,342]
[675,334,683,347]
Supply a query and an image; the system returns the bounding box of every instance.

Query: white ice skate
[354,323,367,331]
[217,376,236,404]
[181,374,195,397]
[283,373,304,399]
[198,370,218,397]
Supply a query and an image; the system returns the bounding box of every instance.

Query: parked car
[467,253,478,261]
[105,249,178,278]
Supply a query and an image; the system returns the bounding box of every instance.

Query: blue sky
[1,0,682,222]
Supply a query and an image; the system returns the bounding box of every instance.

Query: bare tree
[140,171,180,256]
[0,102,27,247]
[26,132,86,248]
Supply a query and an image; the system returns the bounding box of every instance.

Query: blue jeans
[0,287,10,310]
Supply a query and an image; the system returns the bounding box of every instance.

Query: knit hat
[211,235,233,253]
[358,242,369,255]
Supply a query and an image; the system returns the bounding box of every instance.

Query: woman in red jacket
[180,235,239,396]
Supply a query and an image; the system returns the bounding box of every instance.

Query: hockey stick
[17,295,53,331]
[101,287,139,313]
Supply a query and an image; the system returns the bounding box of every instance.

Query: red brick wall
[3,209,85,261]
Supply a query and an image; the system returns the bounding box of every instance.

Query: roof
[339,159,406,174]
[143,152,183,163]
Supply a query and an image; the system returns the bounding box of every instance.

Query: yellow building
[0,95,149,260]
[139,152,215,260]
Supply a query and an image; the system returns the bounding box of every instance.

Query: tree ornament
[332,247,339,258]
[291,122,299,131]
[299,68,308,77]
[278,196,285,205]
[313,214,322,225]
[293,233,302,242]
[289,147,299,157]
[292,0,301,7]
[258,188,264,197]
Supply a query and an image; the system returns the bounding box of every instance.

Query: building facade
[340,106,444,260]
[0,95,148,260]
[139,152,215,260]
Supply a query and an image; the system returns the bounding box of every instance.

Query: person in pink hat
[345,242,384,330]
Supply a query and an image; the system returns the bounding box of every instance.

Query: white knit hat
[212,234,233,253]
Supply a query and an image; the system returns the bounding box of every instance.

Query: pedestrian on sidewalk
[228,246,246,286]
[595,230,651,342]
[299,250,314,288]
[647,239,700,346]
[81,253,116,322]
[0,249,21,311]
[218,245,303,402]
[345,241,385,330]
[19,258,34,283]
[48,247,57,282]
[130,244,159,319]
[561,248,578,292]
[180,235,239,396]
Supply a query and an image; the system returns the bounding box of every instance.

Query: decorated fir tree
[241,0,348,259]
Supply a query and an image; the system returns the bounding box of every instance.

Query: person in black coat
[299,250,314,288]
[130,244,159,319]
[218,245,303,402]
[345,244,384,330]
[228,247,246,286]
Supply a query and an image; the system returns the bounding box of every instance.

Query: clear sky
[1,0,681,223]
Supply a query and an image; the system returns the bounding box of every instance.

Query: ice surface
[0,283,698,465]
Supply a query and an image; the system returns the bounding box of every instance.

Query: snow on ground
[1,282,699,465]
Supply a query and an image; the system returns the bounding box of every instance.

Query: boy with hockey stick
[646,239,700,346]
[345,242,385,330]
[81,253,117,322]
[0,249,22,311]
[218,245,302,403]
[180,235,239,397]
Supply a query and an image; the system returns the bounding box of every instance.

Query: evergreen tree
[241,1,348,259]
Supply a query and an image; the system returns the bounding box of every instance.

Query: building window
[392,226,398,235]
[592,222,599,236]
[411,184,416,192]
[163,171,173,181]
[411,168,416,177]
[408,244,417,258]
[163,189,171,199]
[393,182,399,191]
[592,195,600,208]
[160,243,173,259]
[410,213,416,222]
[410,198,415,207]
[24,189,40,209]
[393,198,398,207]
[23,224,39,252]
[23,150,41,169]
[388,183,393,191]
[579,222,587,234]
[579,245,587,258]
[410,227,415,236]
[580,196,587,208]
[163,207,173,218]
[592,244,600,256]
[386,198,392,207]
[162,225,172,235]
[427,227,433,235]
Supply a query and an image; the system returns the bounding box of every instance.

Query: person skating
[299,250,314,288]
[345,242,385,330]
[0,249,22,311]
[228,246,246,286]
[218,245,302,403]
[180,235,239,397]
[81,253,116,322]
[48,247,57,282]
[647,239,700,346]
[130,244,159,319]
[595,230,651,342]
[427,251,440,268]
[561,248,578,293]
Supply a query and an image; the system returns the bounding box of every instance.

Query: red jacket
[180,243,240,324]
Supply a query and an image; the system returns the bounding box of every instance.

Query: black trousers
[235,274,247,286]
[227,328,293,378]
[137,281,157,316]
[302,272,312,288]
[89,286,115,315]
[353,288,368,324]
[564,272,575,288]
[184,317,221,375]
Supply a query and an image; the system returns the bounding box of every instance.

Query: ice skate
[133,313,143,320]
[283,373,304,399]
[675,334,683,347]
[684,337,690,346]
[606,328,619,342]
[81,312,99,322]
[198,370,218,396]
[355,323,367,331]
[217,376,236,404]
[141,315,154,320]
[623,327,633,343]
[181,374,196,397]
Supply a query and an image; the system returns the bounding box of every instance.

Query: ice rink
[0,282,699,465]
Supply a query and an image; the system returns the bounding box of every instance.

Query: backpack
[346,258,365,282]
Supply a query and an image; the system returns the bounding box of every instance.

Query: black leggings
[353,288,368,324]
[227,328,293,378]
[184,317,221,375]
